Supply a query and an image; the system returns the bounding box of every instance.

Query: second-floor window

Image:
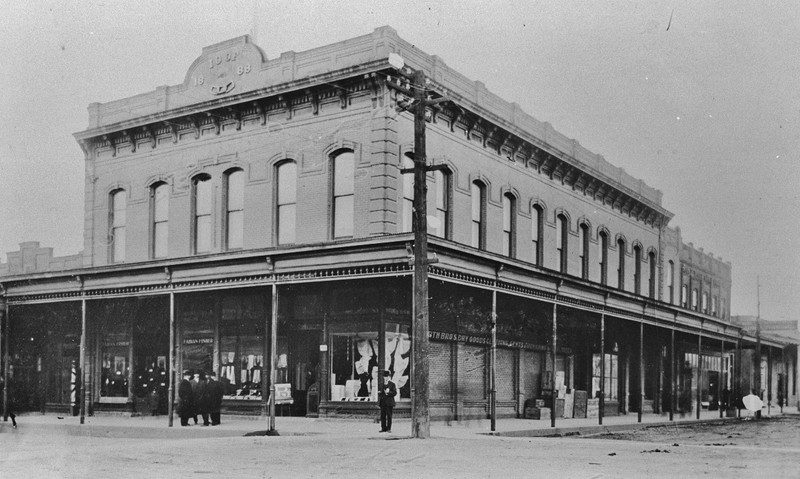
[692,288,699,311]
[401,155,414,233]
[193,175,212,254]
[702,291,708,313]
[633,245,642,295]
[332,151,354,238]
[276,161,297,245]
[598,230,608,285]
[531,205,543,266]
[579,223,589,279]
[617,238,626,290]
[432,169,450,238]
[110,189,126,263]
[225,169,244,250]
[681,284,688,307]
[502,193,516,257]
[471,181,486,249]
[668,260,675,304]
[151,183,168,259]
[648,251,657,299]
[556,214,568,273]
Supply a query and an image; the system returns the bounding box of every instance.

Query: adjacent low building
[1,27,795,423]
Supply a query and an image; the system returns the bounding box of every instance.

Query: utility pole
[387,54,448,439]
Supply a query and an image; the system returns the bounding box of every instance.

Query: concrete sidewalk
[2,406,797,440]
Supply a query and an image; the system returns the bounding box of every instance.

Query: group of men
[177,370,224,426]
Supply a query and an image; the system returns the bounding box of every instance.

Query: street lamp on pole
[386,54,448,439]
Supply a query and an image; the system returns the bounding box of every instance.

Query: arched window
[151,182,169,259]
[401,155,414,233]
[276,161,297,245]
[668,260,675,304]
[702,291,708,313]
[648,251,657,299]
[193,174,212,254]
[109,189,126,263]
[471,181,486,249]
[633,245,642,295]
[224,169,244,250]
[598,230,608,285]
[681,284,688,308]
[531,205,543,266]
[432,169,451,238]
[556,214,568,273]
[579,223,589,279]
[617,238,626,290]
[332,151,355,238]
[502,193,516,257]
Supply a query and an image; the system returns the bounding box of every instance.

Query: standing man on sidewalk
[378,370,396,433]
[206,371,224,426]
[177,370,195,427]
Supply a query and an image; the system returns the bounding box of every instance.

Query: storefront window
[385,323,411,400]
[218,293,266,400]
[180,296,215,379]
[331,333,379,400]
[101,335,130,398]
[592,345,618,401]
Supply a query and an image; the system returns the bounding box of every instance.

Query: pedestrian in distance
[0,375,17,429]
[177,370,195,426]
[190,370,203,425]
[206,371,224,426]
[378,370,396,433]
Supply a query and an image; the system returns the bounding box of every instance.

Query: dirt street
[1,414,798,478]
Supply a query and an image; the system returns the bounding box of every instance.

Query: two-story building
[1,27,794,421]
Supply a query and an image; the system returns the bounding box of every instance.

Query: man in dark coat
[177,370,194,426]
[378,370,397,433]
[194,371,210,426]
[206,371,224,425]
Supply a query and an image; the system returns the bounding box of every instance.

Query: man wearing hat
[177,370,195,426]
[206,371,224,426]
[378,370,397,433]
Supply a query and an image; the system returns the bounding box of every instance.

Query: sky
[1,0,798,321]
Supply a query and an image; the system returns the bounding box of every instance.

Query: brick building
[1,27,794,421]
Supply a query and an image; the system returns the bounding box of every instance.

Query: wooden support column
[2,297,8,422]
[167,272,175,427]
[490,290,497,432]
[551,301,558,428]
[696,326,702,420]
[736,333,742,418]
[599,312,605,425]
[670,313,676,421]
[638,318,644,423]
[268,283,278,433]
[767,346,772,416]
[719,336,725,419]
[80,289,87,425]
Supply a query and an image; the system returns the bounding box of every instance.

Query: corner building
[1,27,794,421]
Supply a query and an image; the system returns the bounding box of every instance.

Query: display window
[385,323,411,400]
[100,309,130,401]
[330,333,379,400]
[592,344,619,400]
[180,296,215,377]
[219,293,267,400]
